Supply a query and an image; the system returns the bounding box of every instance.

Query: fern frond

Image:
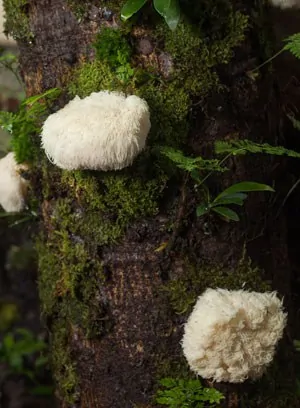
[160,147,227,172]
[215,139,300,158]
[283,33,300,59]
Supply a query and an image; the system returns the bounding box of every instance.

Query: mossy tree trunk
[5,0,298,407]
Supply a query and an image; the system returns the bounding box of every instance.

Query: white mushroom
[0,152,28,212]
[181,288,287,383]
[41,91,151,171]
[269,0,300,7]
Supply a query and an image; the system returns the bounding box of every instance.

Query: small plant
[160,147,274,222]
[248,32,300,79]
[0,328,53,395]
[121,0,180,31]
[156,377,224,407]
[0,88,61,163]
[196,182,274,221]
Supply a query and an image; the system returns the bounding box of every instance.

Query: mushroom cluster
[0,152,28,212]
[182,288,287,383]
[41,91,151,171]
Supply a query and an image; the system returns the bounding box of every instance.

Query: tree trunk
[4,0,298,406]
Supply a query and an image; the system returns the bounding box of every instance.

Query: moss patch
[165,252,271,315]
[60,169,165,245]
[3,0,33,41]
[51,320,79,404]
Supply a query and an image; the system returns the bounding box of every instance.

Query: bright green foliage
[121,0,181,30]
[283,33,300,60]
[215,139,300,158]
[156,377,224,407]
[3,0,33,41]
[121,0,147,21]
[0,88,60,163]
[197,181,274,222]
[93,28,134,83]
[160,147,226,173]
[0,328,53,395]
[93,27,131,67]
[153,0,181,31]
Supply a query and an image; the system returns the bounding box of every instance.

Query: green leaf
[196,204,209,217]
[121,0,147,20]
[22,88,61,106]
[215,182,274,202]
[213,192,247,206]
[154,0,180,30]
[153,0,171,15]
[212,206,240,221]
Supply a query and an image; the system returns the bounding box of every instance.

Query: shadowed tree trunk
[3,0,299,407]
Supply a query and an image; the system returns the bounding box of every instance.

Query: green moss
[93,27,131,66]
[51,320,79,404]
[69,5,247,148]
[68,60,118,98]
[60,169,164,245]
[165,252,271,315]
[3,0,33,41]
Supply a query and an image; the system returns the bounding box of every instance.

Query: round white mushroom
[181,288,287,383]
[41,91,151,171]
[0,152,28,212]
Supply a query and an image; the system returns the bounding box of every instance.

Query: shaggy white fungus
[269,0,300,7]
[182,288,287,383]
[0,152,28,212]
[41,91,151,171]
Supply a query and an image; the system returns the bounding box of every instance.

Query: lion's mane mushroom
[41,91,151,171]
[181,288,287,383]
[0,152,28,212]
[269,0,300,7]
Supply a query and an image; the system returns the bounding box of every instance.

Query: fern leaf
[283,33,300,59]
[215,139,300,158]
[160,147,227,172]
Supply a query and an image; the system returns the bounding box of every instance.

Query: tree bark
[6,0,298,407]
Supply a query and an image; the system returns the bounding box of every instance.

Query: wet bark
[11,0,298,407]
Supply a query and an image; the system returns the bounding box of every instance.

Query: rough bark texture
[6,0,299,407]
